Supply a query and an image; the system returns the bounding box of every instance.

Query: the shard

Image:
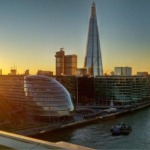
[84,1,103,76]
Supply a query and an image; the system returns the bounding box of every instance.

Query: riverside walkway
[1,102,149,149]
[14,101,150,137]
[0,130,93,150]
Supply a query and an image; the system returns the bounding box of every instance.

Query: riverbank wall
[15,102,150,137]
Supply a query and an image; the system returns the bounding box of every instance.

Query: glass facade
[94,76,150,105]
[0,75,74,121]
[55,76,77,105]
[84,1,103,76]
[24,75,74,118]
[77,77,94,105]
[0,75,25,106]
[114,67,132,76]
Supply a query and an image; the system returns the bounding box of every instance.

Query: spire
[91,0,96,17]
[84,0,103,76]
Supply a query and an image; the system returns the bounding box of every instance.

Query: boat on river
[110,123,132,136]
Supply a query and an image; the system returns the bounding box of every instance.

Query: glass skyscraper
[84,1,103,76]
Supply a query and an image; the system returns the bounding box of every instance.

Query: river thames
[35,107,150,149]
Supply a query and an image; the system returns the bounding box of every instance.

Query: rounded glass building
[24,75,74,119]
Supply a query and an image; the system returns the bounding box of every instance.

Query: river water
[35,107,150,149]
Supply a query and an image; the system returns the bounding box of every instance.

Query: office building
[56,76,94,106]
[64,54,77,75]
[24,70,29,75]
[58,75,150,106]
[37,70,53,76]
[55,48,77,76]
[77,76,94,105]
[0,75,25,110]
[0,75,74,122]
[55,75,77,105]
[24,75,74,119]
[84,1,103,76]
[55,48,65,76]
[94,76,150,105]
[76,68,87,76]
[137,72,149,76]
[9,68,17,75]
[114,67,132,76]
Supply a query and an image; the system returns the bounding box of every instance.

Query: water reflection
[35,108,150,149]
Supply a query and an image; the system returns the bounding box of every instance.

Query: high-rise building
[55,48,77,76]
[64,54,77,76]
[114,67,132,76]
[84,1,103,76]
[55,48,65,76]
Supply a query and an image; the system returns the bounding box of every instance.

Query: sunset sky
[0,0,150,75]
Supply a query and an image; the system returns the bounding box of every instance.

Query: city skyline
[0,0,150,75]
